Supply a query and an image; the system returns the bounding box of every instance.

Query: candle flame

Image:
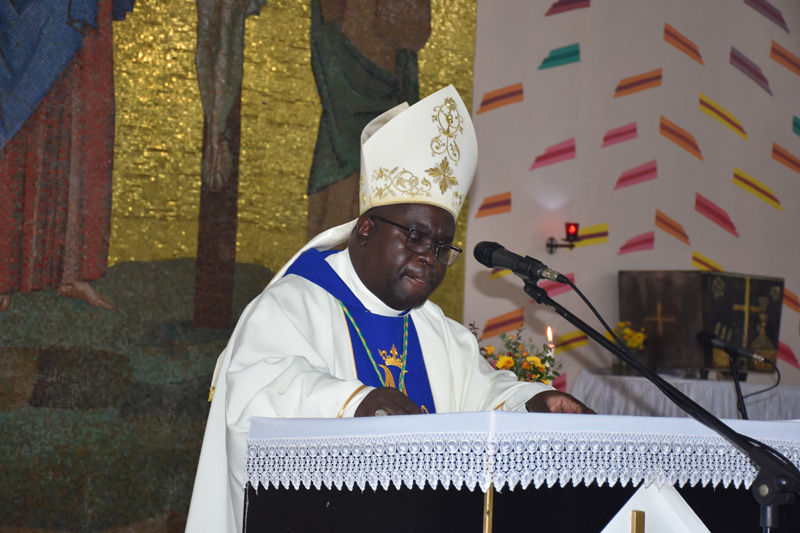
[547,326,553,343]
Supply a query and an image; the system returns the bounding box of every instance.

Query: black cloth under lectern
[244,482,800,531]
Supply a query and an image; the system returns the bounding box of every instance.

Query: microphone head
[696,331,716,345]
[473,241,502,268]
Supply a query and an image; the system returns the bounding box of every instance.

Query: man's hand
[354,387,423,417]
[526,390,595,414]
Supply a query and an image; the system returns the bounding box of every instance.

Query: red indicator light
[565,222,579,242]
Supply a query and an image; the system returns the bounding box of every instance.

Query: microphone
[696,331,769,364]
[473,241,569,283]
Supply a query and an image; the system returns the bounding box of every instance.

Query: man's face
[351,203,456,310]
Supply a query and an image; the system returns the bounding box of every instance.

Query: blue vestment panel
[286,250,436,413]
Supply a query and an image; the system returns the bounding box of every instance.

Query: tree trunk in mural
[193,0,263,329]
[193,96,241,329]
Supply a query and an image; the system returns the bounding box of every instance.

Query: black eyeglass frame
[369,215,462,266]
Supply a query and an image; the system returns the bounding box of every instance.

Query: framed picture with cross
[617,270,784,377]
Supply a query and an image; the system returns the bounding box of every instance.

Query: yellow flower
[485,345,495,355]
[541,379,550,386]
[526,355,542,367]
[627,332,646,349]
[497,356,514,370]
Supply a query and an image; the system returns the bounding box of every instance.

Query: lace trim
[246,428,800,493]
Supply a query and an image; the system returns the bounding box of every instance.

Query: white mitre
[358,83,477,220]
[267,84,477,287]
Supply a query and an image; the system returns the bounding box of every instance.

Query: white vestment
[186,222,552,532]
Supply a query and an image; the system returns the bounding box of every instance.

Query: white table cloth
[246,411,800,494]
[571,368,800,420]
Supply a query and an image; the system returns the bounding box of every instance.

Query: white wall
[466,0,800,390]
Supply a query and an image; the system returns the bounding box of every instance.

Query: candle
[546,327,555,357]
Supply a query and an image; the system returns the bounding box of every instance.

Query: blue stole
[285,249,436,413]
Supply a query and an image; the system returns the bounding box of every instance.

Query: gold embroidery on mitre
[426,157,458,194]
[452,191,465,213]
[431,97,464,164]
[372,167,432,200]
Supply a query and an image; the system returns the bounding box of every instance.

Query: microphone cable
[743,361,781,401]
[562,276,637,366]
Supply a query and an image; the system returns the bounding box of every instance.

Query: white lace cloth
[246,412,800,494]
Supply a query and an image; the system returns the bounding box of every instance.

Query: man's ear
[354,215,374,245]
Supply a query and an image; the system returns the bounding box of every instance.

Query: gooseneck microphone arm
[518,279,799,532]
[695,331,780,420]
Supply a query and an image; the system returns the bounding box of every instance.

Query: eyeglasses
[370,216,462,266]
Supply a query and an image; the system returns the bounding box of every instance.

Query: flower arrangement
[605,321,647,351]
[606,321,647,375]
[469,323,562,385]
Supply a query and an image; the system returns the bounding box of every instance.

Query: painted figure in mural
[195,0,265,191]
[306,0,432,239]
[0,0,136,312]
[186,86,593,533]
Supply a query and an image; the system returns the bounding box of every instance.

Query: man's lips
[403,273,431,285]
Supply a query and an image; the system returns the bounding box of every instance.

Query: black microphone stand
[727,352,750,420]
[524,281,800,532]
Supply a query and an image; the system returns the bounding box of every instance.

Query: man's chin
[399,280,437,308]
[386,291,430,311]
[390,296,426,311]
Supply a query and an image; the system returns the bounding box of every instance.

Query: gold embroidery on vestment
[380,366,396,389]
[379,344,407,391]
[379,345,404,367]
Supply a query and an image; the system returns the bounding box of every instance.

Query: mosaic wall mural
[0,0,476,530]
